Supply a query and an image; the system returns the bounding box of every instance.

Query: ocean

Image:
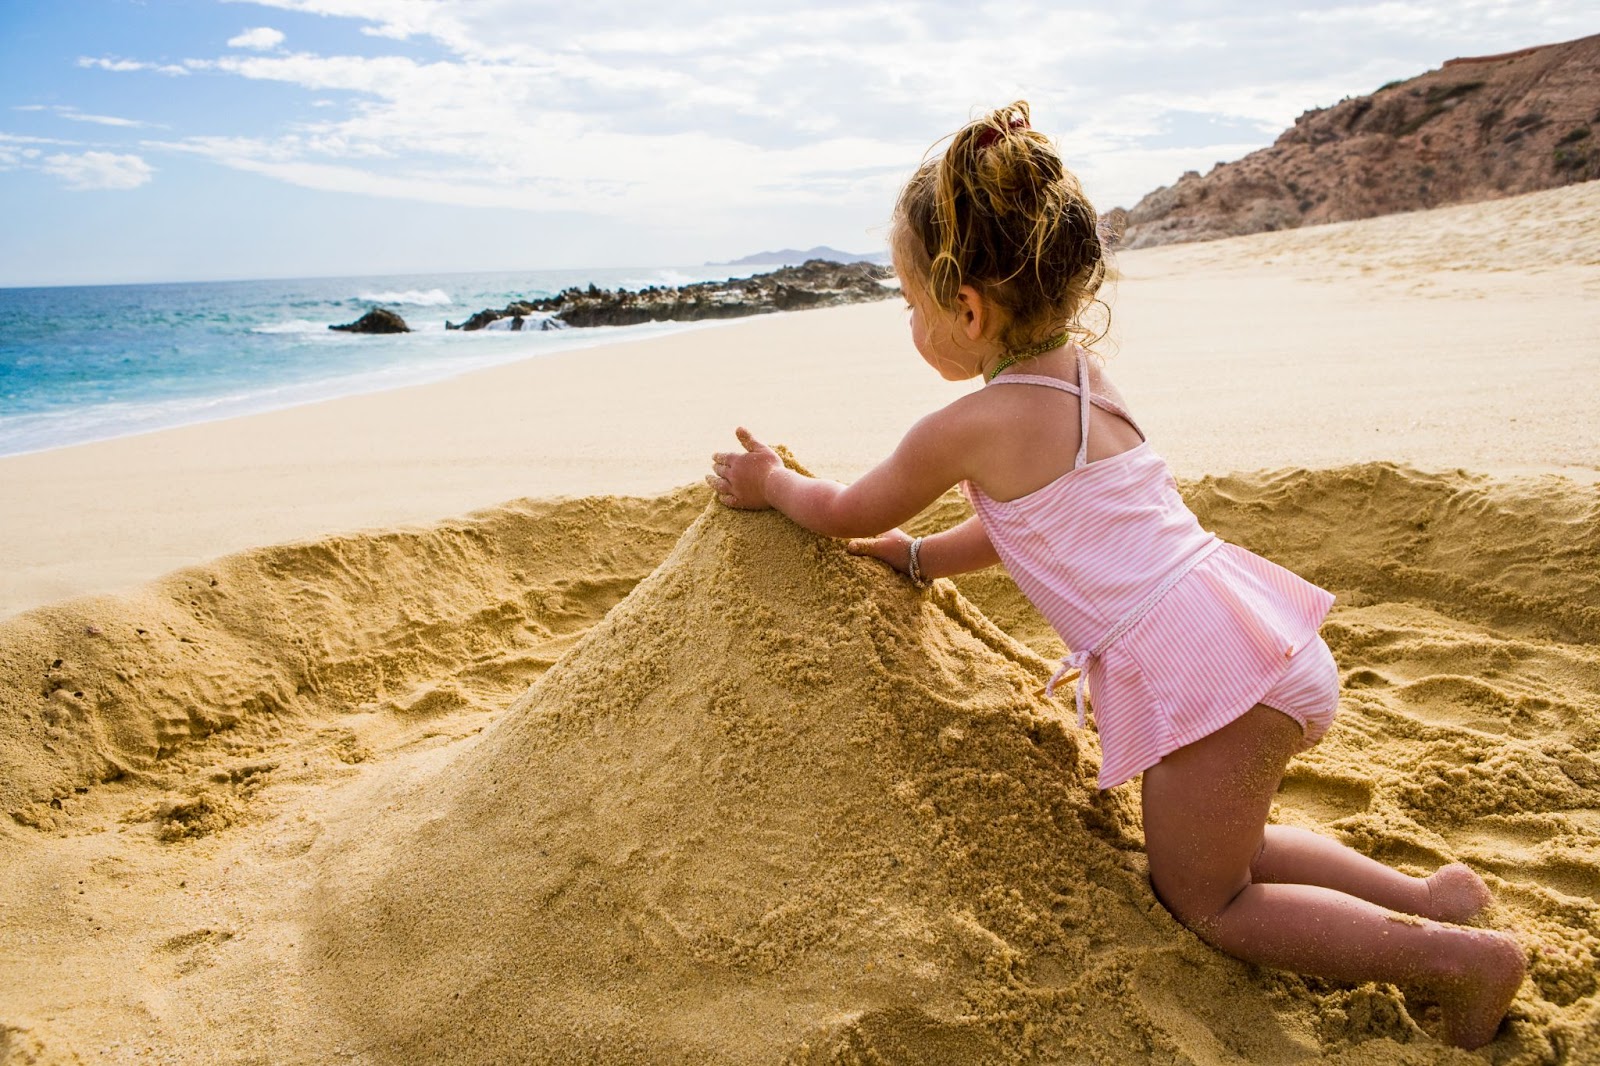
[0,264,779,458]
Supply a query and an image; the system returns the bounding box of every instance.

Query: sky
[1,1,1594,286]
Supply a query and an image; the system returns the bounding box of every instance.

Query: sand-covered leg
[1142,706,1525,1050]
[1253,826,1491,922]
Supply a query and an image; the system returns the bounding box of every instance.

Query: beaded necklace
[985,329,1074,382]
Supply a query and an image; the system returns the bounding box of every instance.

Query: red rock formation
[1121,34,1600,249]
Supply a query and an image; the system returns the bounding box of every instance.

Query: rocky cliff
[1121,34,1600,249]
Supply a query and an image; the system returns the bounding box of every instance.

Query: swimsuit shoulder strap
[1075,352,1092,468]
[985,373,1082,396]
[985,351,1147,465]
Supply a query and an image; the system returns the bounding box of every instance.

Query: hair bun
[892,100,1110,352]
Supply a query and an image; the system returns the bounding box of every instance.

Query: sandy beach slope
[0,181,1596,618]
[1,182,1598,1064]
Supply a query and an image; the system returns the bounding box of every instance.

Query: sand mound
[1184,464,1600,644]
[303,500,1158,1063]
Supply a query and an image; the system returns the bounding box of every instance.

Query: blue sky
[2,0,1594,286]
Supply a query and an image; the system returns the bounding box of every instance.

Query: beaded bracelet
[907,536,931,588]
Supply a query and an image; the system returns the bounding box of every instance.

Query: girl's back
[953,345,1144,505]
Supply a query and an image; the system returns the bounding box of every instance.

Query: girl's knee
[1149,868,1232,941]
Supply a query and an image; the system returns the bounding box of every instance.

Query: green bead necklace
[985,329,1074,382]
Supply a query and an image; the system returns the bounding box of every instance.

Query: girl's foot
[1435,930,1526,1050]
[1426,863,1493,924]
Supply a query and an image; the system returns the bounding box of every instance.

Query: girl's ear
[954,285,987,342]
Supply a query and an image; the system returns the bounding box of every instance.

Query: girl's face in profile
[894,245,980,382]
[902,284,969,381]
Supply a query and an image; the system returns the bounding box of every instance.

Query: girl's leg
[1141,706,1525,1050]
[1252,826,1492,924]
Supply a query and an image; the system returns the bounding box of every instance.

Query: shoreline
[0,315,749,461]
[1,255,897,460]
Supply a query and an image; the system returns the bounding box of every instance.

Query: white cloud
[0,131,82,148]
[228,26,287,50]
[13,104,152,128]
[77,56,191,76]
[98,1,1600,228]
[40,151,155,190]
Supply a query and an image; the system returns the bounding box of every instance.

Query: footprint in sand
[790,1006,1007,1065]
[1275,768,1373,824]
[1394,675,1519,734]
[150,929,235,978]
[1447,817,1600,903]
[1341,668,1392,690]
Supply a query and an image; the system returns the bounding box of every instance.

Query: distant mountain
[711,246,890,267]
[1120,33,1600,249]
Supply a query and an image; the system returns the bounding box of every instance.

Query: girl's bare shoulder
[1083,352,1136,414]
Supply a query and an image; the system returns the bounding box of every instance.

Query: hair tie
[1096,208,1128,250]
[975,116,1029,150]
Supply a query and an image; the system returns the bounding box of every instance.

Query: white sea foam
[357,288,453,306]
[251,319,326,335]
[481,312,564,331]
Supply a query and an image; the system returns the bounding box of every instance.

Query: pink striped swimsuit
[965,352,1338,788]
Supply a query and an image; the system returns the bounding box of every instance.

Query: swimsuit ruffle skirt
[964,356,1335,789]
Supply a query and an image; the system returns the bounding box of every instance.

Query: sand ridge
[2,461,1598,1062]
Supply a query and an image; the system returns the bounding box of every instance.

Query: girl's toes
[1439,930,1525,1050]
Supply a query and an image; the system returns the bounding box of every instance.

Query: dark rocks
[446,260,895,332]
[446,309,506,332]
[329,308,411,334]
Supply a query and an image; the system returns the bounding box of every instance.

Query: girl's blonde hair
[892,101,1108,352]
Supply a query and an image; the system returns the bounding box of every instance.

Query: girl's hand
[708,427,782,509]
[845,528,914,576]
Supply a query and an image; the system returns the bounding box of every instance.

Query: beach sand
[1,181,1598,1064]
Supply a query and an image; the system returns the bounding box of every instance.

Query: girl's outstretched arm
[708,408,977,538]
[846,517,999,580]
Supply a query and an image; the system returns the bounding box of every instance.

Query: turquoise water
[0,265,762,456]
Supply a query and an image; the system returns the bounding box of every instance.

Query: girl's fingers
[847,537,891,561]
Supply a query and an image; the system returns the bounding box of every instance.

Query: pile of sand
[302,494,1154,1064]
[2,464,1598,1063]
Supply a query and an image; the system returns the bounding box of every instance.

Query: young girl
[707,101,1526,1050]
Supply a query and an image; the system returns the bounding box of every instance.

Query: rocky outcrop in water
[447,303,564,332]
[1120,33,1600,249]
[329,308,411,334]
[446,260,894,331]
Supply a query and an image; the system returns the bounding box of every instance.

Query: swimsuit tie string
[1046,650,1093,729]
